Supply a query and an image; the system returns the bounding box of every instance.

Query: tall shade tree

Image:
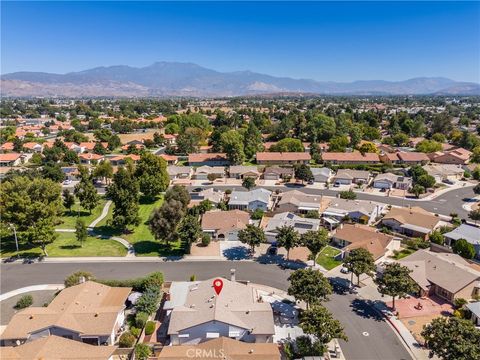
[452,238,476,259]
[30,219,57,256]
[344,248,376,286]
[242,177,256,190]
[276,225,300,260]
[375,263,416,311]
[74,177,99,214]
[178,215,201,253]
[62,189,75,213]
[93,160,113,184]
[288,268,332,309]
[164,185,190,211]
[421,317,480,360]
[238,224,266,254]
[299,305,348,353]
[0,176,62,248]
[75,219,88,247]
[135,153,170,199]
[220,130,245,165]
[106,167,140,231]
[300,228,329,264]
[149,199,185,245]
[243,122,263,159]
[294,164,314,184]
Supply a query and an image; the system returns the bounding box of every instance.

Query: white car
[340,267,350,274]
[63,179,72,185]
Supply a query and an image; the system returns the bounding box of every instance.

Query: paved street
[1,261,412,360]
[194,184,476,218]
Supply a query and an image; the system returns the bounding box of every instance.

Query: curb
[0,284,65,301]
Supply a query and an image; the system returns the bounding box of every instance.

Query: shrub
[130,326,141,338]
[145,321,156,335]
[135,312,148,328]
[454,298,468,309]
[190,274,196,281]
[136,288,161,315]
[225,189,232,195]
[251,208,264,220]
[15,295,33,309]
[118,332,136,348]
[135,343,152,360]
[339,190,356,200]
[64,271,94,287]
[97,271,163,292]
[201,234,211,247]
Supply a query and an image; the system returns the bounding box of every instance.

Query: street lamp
[8,223,19,253]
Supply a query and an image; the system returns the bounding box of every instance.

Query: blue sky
[1,1,479,82]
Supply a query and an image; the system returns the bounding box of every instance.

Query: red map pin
[213,279,223,295]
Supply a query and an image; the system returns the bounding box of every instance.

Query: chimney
[230,269,236,282]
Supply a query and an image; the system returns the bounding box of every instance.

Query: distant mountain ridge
[2,61,479,97]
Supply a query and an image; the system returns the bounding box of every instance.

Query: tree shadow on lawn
[133,240,185,259]
[65,210,91,217]
[350,298,385,322]
[58,245,81,250]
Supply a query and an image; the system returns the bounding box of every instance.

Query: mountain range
[1,62,479,97]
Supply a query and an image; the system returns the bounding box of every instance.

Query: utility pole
[9,223,19,253]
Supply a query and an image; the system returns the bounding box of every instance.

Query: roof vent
[246,309,250,314]
[249,349,254,354]
[94,313,99,317]
[190,304,195,308]
[210,304,214,308]
[29,315,34,319]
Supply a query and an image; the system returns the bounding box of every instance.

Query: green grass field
[56,199,107,229]
[316,246,342,270]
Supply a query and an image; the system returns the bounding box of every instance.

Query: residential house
[0,335,117,360]
[256,152,311,166]
[263,166,294,181]
[322,198,384,225]
[379,152,401,165]
[321,152,380,165]
[201,210,250,241]
[429,148,472,165]
[466,302,480,327]
[78,142,108,153]
[165,278,275,344]
[163,134,177,145]
[0,153,30,167]
[194,166,225,180]
[373,173,412,190]
[108,154,140,166]
[399,250,480,303]
[79,153,104,165]
[444,224,480,259]
[396,151,430,165]
[159,154,179,165]
[275,190,323,214]
[229,165,261,179]
[61,167,81,181]
[0,281,131,347]
[228,188,272,211]
[310,167,332,183]
[380,206,442,239]
[188,153,230,166]
[332,169,370,186]
[190,188,225,206]
[158,337,280,360]
[422,164,464,183]
[167,165,193,180]
[0,142,14,152]
[331,224,400,260]
[22,142,43,153]
[263,212,321,242]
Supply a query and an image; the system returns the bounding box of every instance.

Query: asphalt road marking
[362,331,369,336]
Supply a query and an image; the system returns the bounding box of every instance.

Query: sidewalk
[0,284,64,302]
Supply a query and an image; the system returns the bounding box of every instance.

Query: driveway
[220,241,251,260]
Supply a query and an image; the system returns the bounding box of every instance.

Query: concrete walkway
[0,284,64,302]
[88,200,112,228]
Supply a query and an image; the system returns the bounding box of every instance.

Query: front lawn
[56,199,107,229]
[391,248,415,260]
[316,246,342,270]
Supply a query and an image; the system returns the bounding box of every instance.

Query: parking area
[387,296,453,319]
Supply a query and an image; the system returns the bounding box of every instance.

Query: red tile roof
[397,152,430,162]
[188,153,228,163]
[321,152,379,162]
[0,153,22,161]
[256,152,311,161]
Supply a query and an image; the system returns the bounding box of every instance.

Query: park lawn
[56,199,107,229]
[316,246,342,270]
[46,233,127,257]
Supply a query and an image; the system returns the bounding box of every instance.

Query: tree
[62,189,75,213]
[416,139,442,153]
[75,219,88,247]
[238,224,266,254]
[135,344,152,360]
[471,146,480,163]
[74,177,99,214]
[468,209,480,225]
[270,138,304,152]
[339,190,356,200]
[164,185,190,210]
[276,225,300,260]
[375,263,416,311]
[429,230,445,245]
[452,238,476,259]
[288,268,332,308]
[358,142,378,154]
[41,162,65,183]
[301,228,329,263]
[344,248,375,286]
[243,122,263,159]
[299,305,347,352]
[30,219,57,256]
[392,132,410,146]
[242,177,256,190]
[149,199,185,245]
[93,160,113,184]
[417,174,436,189]
[178,215,201,253]
[472,166,480,180]
[411,184,425,198]
[294,164,314,184]
[473,183,480,195]
[177,127,205,154]
[107,167,140,231]
[328,135,349,152]
[93,142,106,155]
[63,150,79,165]
[221,130,245,165]
[64,270,95,287]
[421,317,480,360]
[135,153,169,199]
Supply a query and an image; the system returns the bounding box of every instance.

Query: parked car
[63,179,72,185]
[340,266,350,274]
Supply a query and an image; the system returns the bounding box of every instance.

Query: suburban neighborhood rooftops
[188,153,228,163]
[0,335,116,360]
[278,190,322,210]
[334,169,370,180]
[310,167,331,176]
[229,188,271,206]
[399,250,480,294]
[264,212,321,234]
[382,206,441,232]
[256,152,311,161]
[324,198,381,216]
[0,281,131,340]
[443,224,480,245]
[201,210,250,232]
[396,151,430,162]
[167,278,274,336]
[321,151,380,162]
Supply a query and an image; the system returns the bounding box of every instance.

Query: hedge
[145,321,156,336]
[97,271,164,292]
[15,295,33,309]
[119,332,136,348]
